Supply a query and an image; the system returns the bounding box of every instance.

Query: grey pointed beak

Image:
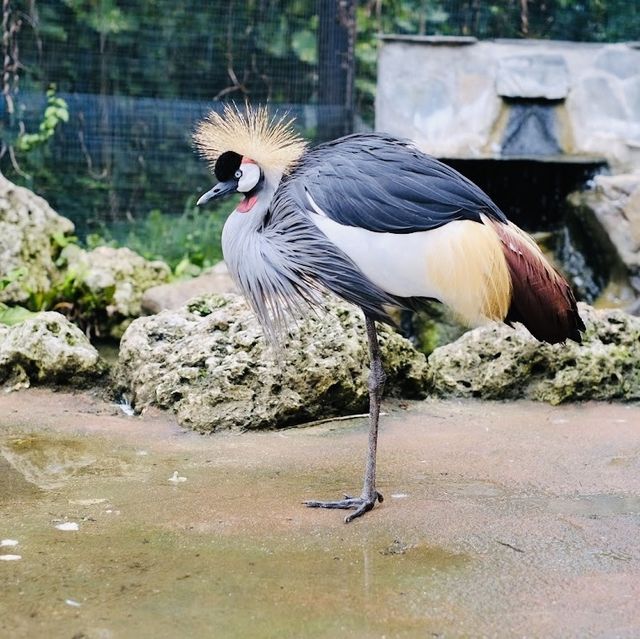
[196,179,238,206]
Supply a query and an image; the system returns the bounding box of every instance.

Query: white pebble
[0,554,21,561]
[55,522,79,532]
[391,493,408,499]
[65,599,82,607]
[1,539,18,547]
[168,471,187,484]
[69,498,107,506]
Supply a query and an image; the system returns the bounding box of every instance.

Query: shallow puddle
[0,428,472,638]
[543,493,640,517]
[2,393,640,638]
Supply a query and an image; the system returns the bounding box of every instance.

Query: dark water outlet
[442,158,610,303]
[443,158,605,232]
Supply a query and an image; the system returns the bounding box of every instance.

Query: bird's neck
[221,178,284,339]
[222,170,279,245]
[220,176,324,341]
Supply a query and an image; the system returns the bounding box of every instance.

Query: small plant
[0,268,35,326]
[90,202,229,276]
[32,275,116,338]
[15,87,69,154]
[0,252,113,336]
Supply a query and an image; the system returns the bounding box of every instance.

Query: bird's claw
[303,491,383,523]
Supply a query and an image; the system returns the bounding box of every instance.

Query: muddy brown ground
[1,389,639,638]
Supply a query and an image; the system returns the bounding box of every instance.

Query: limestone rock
[377,39,640,169]
[0,174,75,304]
[60,245,171,338]
[428,303,640,404]
[141,262,237,314]
[567,173,640,299]
[116,294,429,432]
[0,312,105,390]
[497,54,569,100]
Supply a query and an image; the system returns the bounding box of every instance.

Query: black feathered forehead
[214,151,242,182]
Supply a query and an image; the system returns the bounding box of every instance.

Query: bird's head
[196,151,264,213]
[194,104,307,215]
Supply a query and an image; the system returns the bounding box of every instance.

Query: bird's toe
[304,490,383,523]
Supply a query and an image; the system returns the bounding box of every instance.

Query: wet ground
[1,389,639,638]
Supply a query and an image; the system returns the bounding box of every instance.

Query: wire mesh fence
[3,0,355,234]
[2,0,638,236]
[372,0,639,42]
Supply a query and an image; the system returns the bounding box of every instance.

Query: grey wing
[258,206,404,326]
[277,133,507,233]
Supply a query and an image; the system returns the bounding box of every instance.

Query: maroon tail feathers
[491,221,585,344]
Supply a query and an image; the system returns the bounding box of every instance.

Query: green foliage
[15,87,69,154]
[0,305,36,326]
[24,265,117,337]
[0,245,115,335]
[63,0,135,35]
[0,200,226,334]
[0,245,112,334]
[88,202,228,276]
[0,268,35,326]
[0,267,28,293]
[17,0,319,101]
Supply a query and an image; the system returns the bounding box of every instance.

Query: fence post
[317,0,355,140]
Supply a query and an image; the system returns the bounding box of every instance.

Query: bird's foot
[304,491,383,523]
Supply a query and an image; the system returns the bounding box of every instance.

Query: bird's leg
[304,316,385,523]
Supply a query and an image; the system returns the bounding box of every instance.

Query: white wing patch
[309,213,441,297]
[305,189,328,217]
[309,213,511,326]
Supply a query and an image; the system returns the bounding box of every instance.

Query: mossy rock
[116,294,429,432]
[0,174,75,305]
[428,303,640,404]
[0,312,106,390]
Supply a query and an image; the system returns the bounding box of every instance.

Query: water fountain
[376,36,640,310]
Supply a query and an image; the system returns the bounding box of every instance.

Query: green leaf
[0,267,28,291]
[174,256,202,279]
[291,29,317,64]
[355,77,377,98]
[0,305,37,326]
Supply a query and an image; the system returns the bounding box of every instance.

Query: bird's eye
[234,170,242,179]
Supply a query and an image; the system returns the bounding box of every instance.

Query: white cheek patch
[237,163,261,193]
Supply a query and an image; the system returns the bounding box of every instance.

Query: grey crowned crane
[195,105,584,523]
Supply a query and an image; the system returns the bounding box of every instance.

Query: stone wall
[376,37,640,172]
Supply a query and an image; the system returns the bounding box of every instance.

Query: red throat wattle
[237,195,258,213]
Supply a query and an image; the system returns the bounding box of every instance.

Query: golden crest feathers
[193,103,307,174]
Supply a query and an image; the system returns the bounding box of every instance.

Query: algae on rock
[59,245,171,338]
[0,176,171,338]
[0,174,75,305]
[429,303,640,404]
[116,293,429,432]
[0,312,106,390]
[407,301,467,355]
